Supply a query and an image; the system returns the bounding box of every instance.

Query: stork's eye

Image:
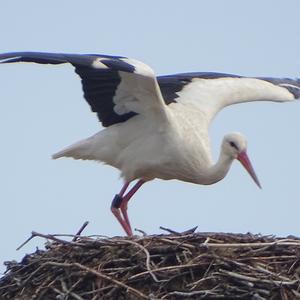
[229,141,239,150]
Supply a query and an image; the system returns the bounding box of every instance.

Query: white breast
[112,104,213,183]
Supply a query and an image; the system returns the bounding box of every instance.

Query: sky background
[1,1,300,274]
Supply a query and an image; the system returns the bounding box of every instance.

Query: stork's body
[1,52,299,235]
[56,106,213,184]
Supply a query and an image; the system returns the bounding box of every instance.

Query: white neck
[198,150,234,185]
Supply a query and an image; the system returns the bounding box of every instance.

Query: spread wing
[2,53,299,127]
[0,52,167,127]
[157,72,300,124]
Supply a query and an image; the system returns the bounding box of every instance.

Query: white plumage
[1,52,299,235]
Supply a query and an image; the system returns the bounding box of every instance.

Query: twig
[120,239,166,283]
[45,262,150,300]
[187,275,216,289]
[218,269,298,286]
[16,233,37,251]
[159,238,196,250]
[159,226,179,234]
[134,228,147,236]
[16,231,80,250]
[163,289,218,298]
[129,263,201,280]
[201,241,300,248]
[159,226,198,235]
[60,279,85,300]
[72,221,89,241]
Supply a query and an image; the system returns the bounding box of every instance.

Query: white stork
[0,52,299,236]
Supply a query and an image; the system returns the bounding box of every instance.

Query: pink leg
[110,180,145,236]
[120,180,145,233]
[111,182,132,236]
[119,182,130,197]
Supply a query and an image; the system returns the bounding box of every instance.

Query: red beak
[237,151,261,189]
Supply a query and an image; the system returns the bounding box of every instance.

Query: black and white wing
[157,72,300,124]
[0,52,167,127]
[2,53,299,126]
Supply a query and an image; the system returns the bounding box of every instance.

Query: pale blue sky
[1,1,300,274]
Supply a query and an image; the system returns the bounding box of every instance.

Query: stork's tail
[52,149,68,159]
[52,138,95,160]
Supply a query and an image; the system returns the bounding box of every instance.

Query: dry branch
[1,232,300,299]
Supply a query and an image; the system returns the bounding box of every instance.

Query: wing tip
[0,52,67,65]
[278,83,300,100]
[0,54,22,64]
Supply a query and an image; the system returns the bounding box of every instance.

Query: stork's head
[223,132,261,188]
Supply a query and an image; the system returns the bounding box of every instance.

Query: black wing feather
[0,52,137,127]
[75,67,137,127]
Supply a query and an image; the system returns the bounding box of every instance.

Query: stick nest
[1,231,300,299]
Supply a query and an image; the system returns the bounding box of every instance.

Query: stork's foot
[111,196,133,236]
[110,180,145,237]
